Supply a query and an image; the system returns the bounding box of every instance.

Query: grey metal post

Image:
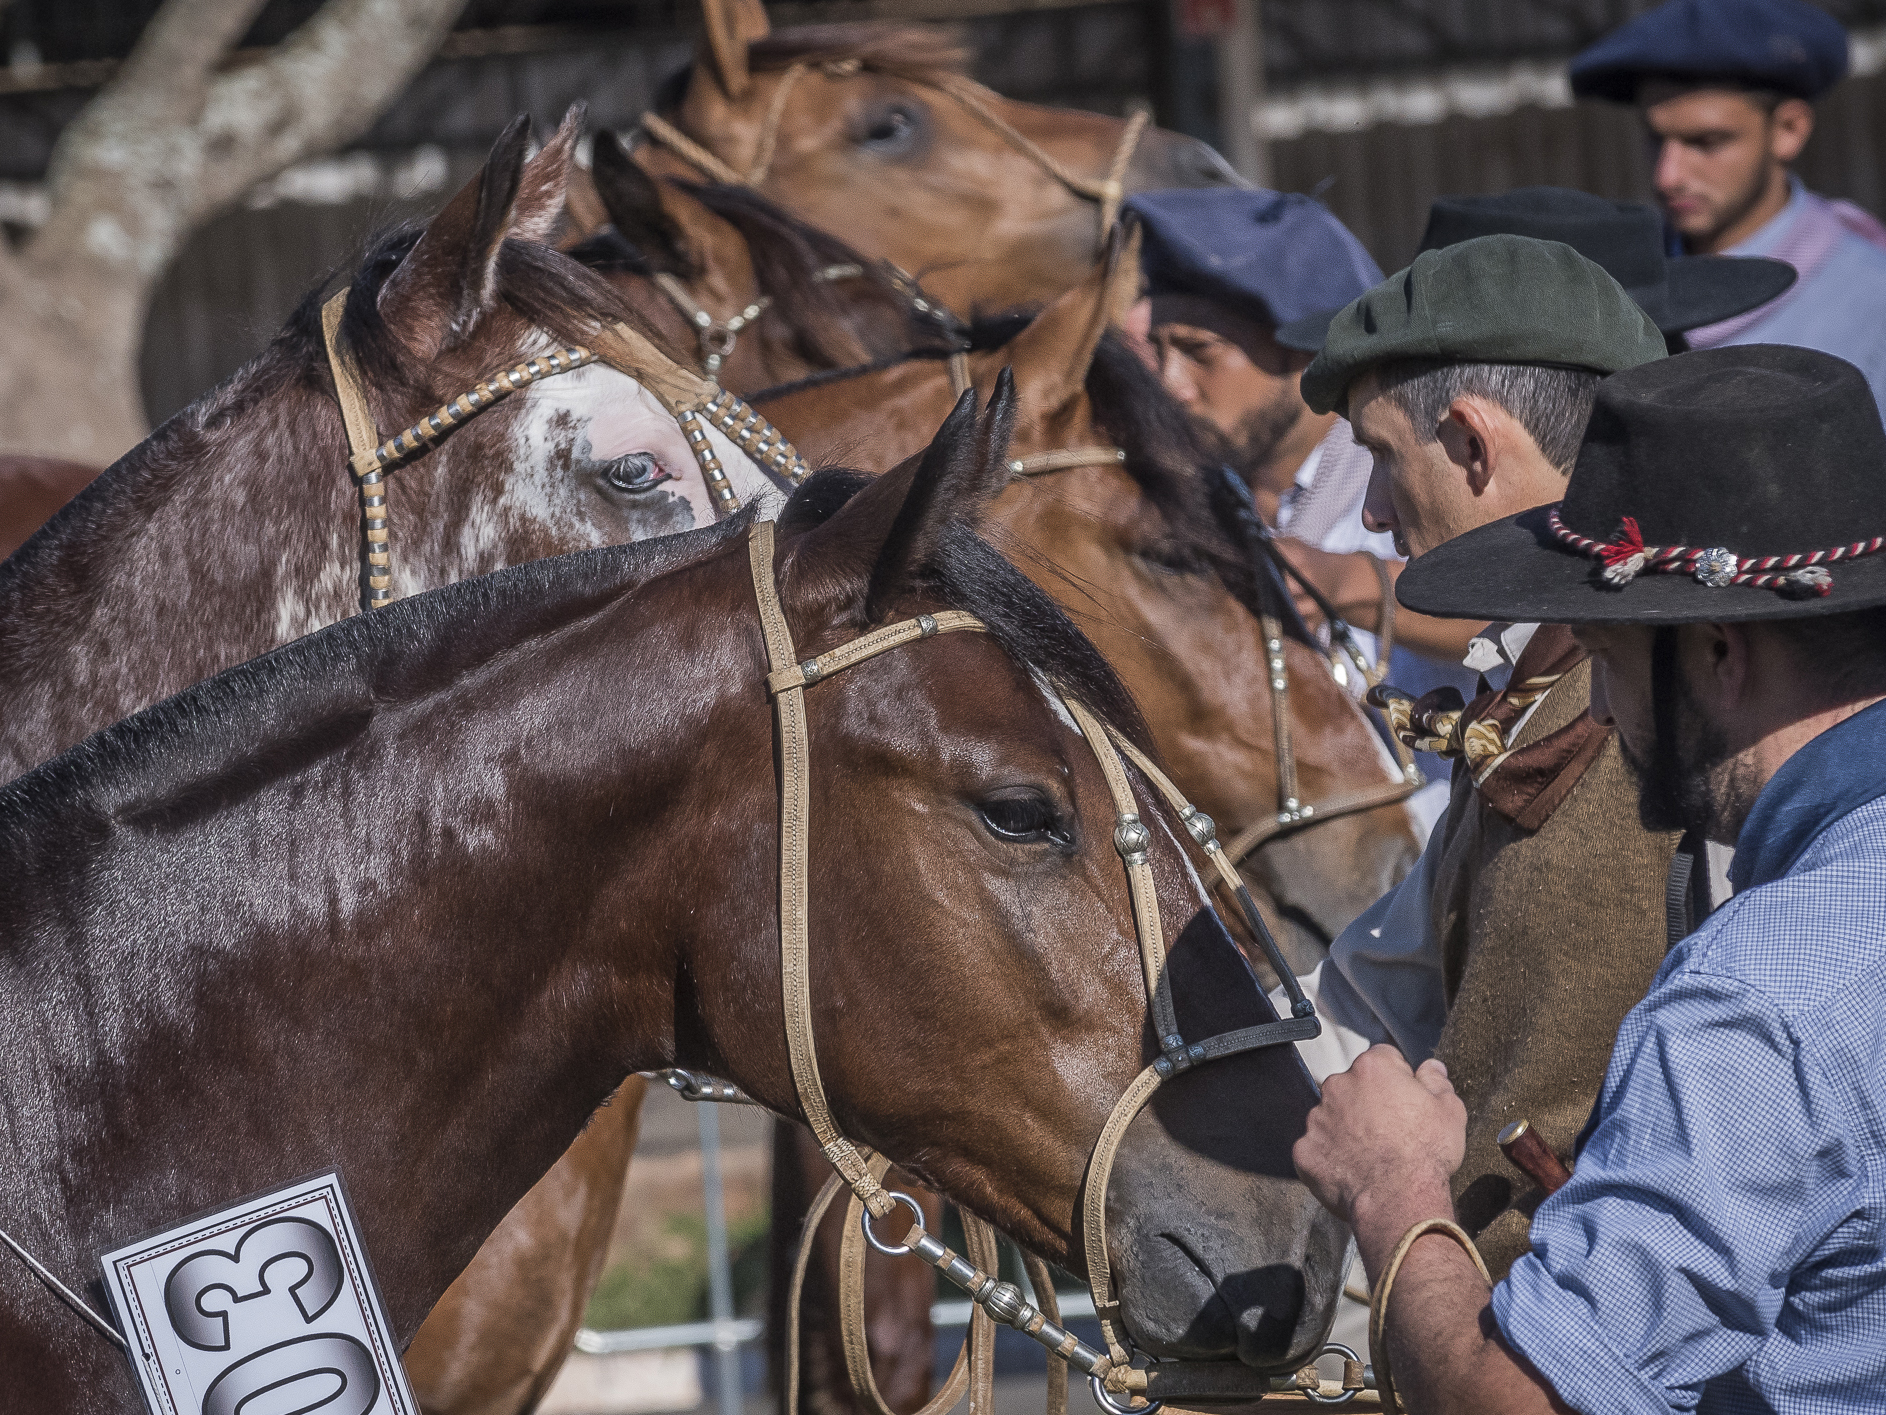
[1215,0,1269,187]
[698,1101,744,1415]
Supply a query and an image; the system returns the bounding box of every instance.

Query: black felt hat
[1277,187,1794,351]
[1397,345,1886,624]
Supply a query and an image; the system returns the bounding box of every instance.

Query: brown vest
[1428,659,1679,1280]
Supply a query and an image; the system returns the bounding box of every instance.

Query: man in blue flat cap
[1571,0,1886,406]
[1124,189,1482,810]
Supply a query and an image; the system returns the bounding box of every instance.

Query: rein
[743,517,1324,1415]
[640,62,1148,240]
[318,292,809,610]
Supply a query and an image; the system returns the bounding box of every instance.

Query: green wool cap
[1300,234,1668,417]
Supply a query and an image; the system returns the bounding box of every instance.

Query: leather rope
[319,292,809,610]
[744,516,1323,1414]
[640,69,1148,240]
[1370,1219,1489,1415]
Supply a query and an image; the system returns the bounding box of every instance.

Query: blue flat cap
[1124,188,1383,329]
[1570,0,1848,103]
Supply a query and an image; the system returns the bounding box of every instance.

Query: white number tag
[100,1172,418,1415]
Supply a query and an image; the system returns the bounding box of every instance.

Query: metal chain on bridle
[738,516,1340,1415]
[638,60,1149,242]
[318,292,811,610]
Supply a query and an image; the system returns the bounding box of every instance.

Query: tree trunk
[0,0,471,465]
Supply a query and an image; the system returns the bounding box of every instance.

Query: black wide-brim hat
[1398,345,1886,624]
[1276,187,1795,352]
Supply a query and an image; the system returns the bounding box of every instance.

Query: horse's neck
[0,366,360,779]
[0,551,761,1383]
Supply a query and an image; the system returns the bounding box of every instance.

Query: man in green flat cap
[1282,234,1700,1287]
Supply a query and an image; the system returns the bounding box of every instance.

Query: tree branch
[25,0,468,282]
[196,0,472,212]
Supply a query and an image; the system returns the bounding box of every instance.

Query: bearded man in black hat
[1293,343,1886,1412]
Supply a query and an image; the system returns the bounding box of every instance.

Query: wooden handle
[1497,1119,1572,1196]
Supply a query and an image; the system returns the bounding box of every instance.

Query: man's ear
[1771,97,1814,163]
[1439,397,1501,495]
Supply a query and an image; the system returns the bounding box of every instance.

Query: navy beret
[1570,0,1849,103]
[1123,188,1383,329]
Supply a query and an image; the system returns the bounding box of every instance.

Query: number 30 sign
[101,1172,418,1415]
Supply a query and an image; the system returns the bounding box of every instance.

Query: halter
[640,63,1149,240]
[744,517,1329,1415]
[319,292,810,610]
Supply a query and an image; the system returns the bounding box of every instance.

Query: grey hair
[1373,359,1603,472]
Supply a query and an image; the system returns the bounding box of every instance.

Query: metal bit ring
[860,1191,928,1257]
[1301,1342,1364,1405]
[1089,1374,1161,1415]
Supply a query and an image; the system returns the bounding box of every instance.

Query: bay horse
[0,401,1345,1413]
[634,0,1243,312]
[572,130,963,394]
[749,241,1423,1415]
[0,111,797,1413]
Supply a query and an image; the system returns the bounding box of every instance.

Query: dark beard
[1618,627,1733,836]
[1228,393,1304,479]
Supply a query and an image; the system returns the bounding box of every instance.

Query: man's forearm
[1351,1181,1570,1415]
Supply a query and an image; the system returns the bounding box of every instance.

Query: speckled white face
[509,363,786,537]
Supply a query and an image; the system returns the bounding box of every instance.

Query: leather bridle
[640,62,1149,241]
[744,516,1328,1415]
[318,291,810,610]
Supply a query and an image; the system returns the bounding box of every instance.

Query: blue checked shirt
[1493,697,1886,1413]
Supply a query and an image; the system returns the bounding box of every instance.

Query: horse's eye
[600,453,672,495]
[979,791,1069,847]
[860,103,921,151]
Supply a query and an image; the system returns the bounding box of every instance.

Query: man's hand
[1294,1046,1467,1265]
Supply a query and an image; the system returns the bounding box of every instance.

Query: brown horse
[574,131,962,393]
[0,112,799,1412]
[750,244,1423,1415]
[636,0,1242,312]
[0,402,1344,1412]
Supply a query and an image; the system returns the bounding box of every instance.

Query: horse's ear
[378,109,581,351]
[863,374,1017,618]
[700,0,770,100]
[591,130,691,274]
[513,104,584,243]
[993,219,1136,426]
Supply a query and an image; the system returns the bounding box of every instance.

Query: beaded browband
[1549,507,1886,599]
[319,290,809,609]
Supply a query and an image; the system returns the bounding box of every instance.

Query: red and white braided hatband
[1547,507,1886,599]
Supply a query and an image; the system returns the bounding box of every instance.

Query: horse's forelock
[775,470,1147,750]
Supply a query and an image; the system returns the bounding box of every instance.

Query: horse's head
[660,385,1343,1374]
[319,108,788,613]
[575,131,955,392]
[757,234,1426,970]
[643,0,1242,311]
